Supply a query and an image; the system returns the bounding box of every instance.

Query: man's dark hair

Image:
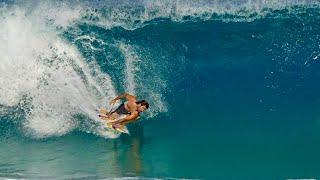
[136,100,149,109]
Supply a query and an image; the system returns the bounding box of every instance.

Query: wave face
[0,0,319,140]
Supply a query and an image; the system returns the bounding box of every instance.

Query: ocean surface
[1,0,320,179]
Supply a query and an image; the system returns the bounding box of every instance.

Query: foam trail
[0,7,117,138]
[118,42,141,94]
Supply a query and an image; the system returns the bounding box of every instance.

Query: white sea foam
[0,7,117,138]
[3,0,319,31]
[118,42,141,94]
[78,0,320,30]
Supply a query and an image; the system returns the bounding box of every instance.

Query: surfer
[99,93,149,129]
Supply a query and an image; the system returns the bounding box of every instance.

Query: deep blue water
[1,0,320,179]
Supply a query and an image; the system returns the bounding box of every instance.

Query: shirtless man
[99,93,149,129]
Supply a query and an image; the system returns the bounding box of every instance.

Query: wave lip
[2,0,320,30]
[76,0,320,30]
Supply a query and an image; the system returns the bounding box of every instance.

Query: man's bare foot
[98,113,109,118]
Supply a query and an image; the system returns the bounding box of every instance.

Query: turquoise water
[1,0,320,179]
